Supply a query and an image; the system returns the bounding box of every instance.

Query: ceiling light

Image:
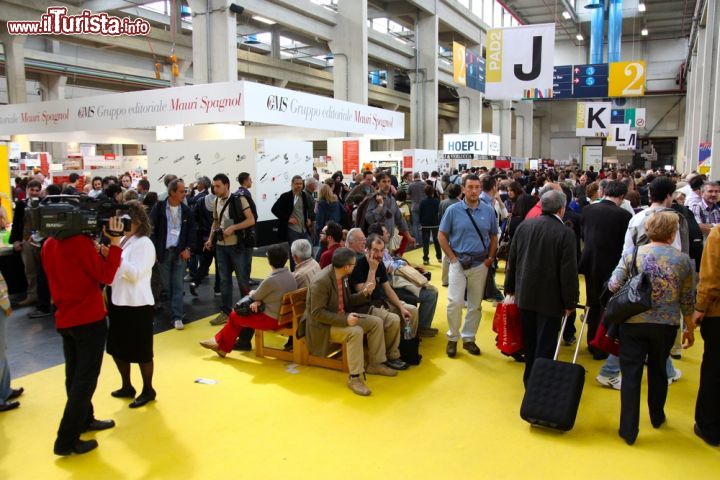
[252,15,276,25]
[562,11,572,20]
[641,27,648,36]
[638,3,646,12]
[576,33,584,41]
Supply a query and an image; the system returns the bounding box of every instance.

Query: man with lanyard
[272,176,313,271]
[438,174,498,358]
[149,179,196,330]
[205,174,255,328]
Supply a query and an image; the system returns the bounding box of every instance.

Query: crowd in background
[1,161,719,452]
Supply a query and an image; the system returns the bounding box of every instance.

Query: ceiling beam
[81,0,159,13]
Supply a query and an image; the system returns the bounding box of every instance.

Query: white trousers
[446,262,489,342]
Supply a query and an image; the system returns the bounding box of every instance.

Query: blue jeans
[411,209,422,246]
[159,249,186,322]
[600,353,677,378]
[215,244,249,315]
[394,285,439,330]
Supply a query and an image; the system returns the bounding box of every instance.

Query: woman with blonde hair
[106,201,158,408]
[608,211,695,445]
[315,183,343,242]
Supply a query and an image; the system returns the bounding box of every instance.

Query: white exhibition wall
[146,139,312,222]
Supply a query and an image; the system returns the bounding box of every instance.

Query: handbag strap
[464,208,488,252]
[630,245,640,277]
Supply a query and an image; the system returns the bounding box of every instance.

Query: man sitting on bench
[305,248,400,396]
[199,244,297,357]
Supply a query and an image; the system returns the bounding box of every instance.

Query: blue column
[608,0,623,63]
[589,0,605,64]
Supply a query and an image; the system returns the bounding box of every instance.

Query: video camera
[29,195,131,240]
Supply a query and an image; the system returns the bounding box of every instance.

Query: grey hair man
[504,189,579,387]
[291,239,321,289]
[345,228,366,257]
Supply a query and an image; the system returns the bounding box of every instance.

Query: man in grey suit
[504,190,579,387]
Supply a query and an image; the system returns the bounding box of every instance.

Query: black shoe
[446,341,457,358]
[0,401,20,412]
[283,337,294,351]
[233,340,253,351]
[129,390,157,409]
[671,353,682,360]
[84,419,115,432]
[28,309,52,319]
[385,358,409,370]
[189,282,198,297]
[651,414,666,429]
[589,346,609,360]
[511,352,526,363]
[111,387,136,399]
[694,423,720,446]
[462,341,481,356]
[54,439,98,456]
[8,387,24,400]
[619,430,637,446]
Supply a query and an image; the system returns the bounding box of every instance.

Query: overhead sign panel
[573,64,609,98]
[552,65,574,99]
[453,42,485,93]
[485,23,555,100]
[576,101,611,137]
[443,133,487,155]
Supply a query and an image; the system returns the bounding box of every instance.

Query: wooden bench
[254,287,306,364]
[255,286,348,372]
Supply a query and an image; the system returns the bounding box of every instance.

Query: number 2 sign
[609,61,647,97]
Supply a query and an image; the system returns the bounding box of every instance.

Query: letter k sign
[588,107,607,129]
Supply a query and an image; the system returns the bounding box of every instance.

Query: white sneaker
[596,374,622,390]
[174,320,185,330]
[668,368,682,385]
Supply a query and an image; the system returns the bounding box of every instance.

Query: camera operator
[42,216,125,456]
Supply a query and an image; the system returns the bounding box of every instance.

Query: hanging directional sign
[576,101,611,137]
[609,61,647,97]
[553,65,574,99]
[607,124,631,147]
[611,109,626,124]
[573,64,609,98]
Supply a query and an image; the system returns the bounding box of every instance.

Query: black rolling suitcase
[520,311,587,431]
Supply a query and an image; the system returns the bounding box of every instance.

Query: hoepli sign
[443,134,487,155]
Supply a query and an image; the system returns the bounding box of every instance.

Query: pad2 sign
[576,102,611,137]
[609,61,647,97]
[485,24,555,100]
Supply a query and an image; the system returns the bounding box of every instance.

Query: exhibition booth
[0,80,405,289]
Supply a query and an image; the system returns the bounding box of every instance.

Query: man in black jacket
[271,176,313,270]
[149,179,196,330]
[579,181,632,360]
[188,176,213,295]
[505,190,579,386]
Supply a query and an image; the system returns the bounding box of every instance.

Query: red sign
[39,153,50,176]
[342,140,360,174]
[494,159,511,169]
[403,155,413,169]
[104,154,116,160]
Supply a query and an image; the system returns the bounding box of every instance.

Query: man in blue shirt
[438,174,498,358]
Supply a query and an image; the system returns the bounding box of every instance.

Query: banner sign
[576,102,611,137]
[0,80,404,138]
[609,61,647,97]
[453,42,486,93]
[699,142,712,165]
[611,107,646,128]
[485,24,555,100]
[487,134,501,156]
[443,133,487,155]
[342,140,360,174]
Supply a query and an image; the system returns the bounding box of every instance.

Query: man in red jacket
[42,217,124,456]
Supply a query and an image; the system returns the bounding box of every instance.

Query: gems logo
[266,95,288,112]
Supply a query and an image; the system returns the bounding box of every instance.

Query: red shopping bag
[493,301,524,355]
[589,312,620,357]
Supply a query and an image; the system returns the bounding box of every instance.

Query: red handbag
[493,301,524,355]
[589,311,620,357]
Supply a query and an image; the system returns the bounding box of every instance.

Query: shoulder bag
[604,246,652,325]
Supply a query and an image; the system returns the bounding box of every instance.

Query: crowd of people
[1,163,719,454]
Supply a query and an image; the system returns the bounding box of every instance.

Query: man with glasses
[690,181,720,239]
[305,247,399,396]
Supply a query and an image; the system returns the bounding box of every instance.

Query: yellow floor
[1,249,718,479]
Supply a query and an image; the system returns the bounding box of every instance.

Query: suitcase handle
[553,307,590,364]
